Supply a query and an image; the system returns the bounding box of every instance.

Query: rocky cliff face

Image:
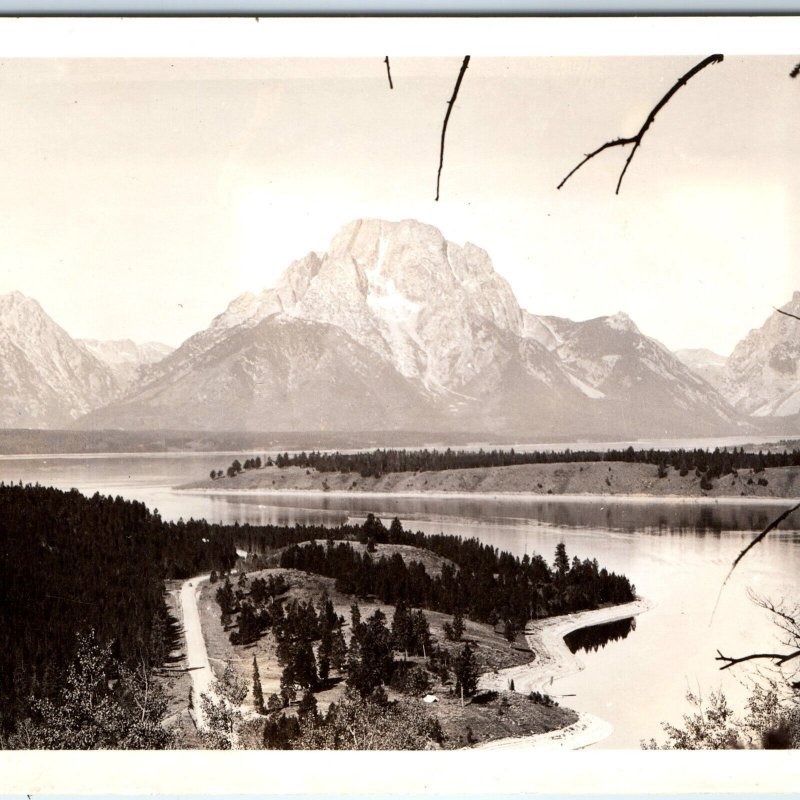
[79,219,745,437]
[0,292,120,427]
[721,292,800,417]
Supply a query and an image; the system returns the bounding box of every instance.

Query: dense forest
[0,482,237,738]
[226,515,635,629]
[217,445,800,481]
[278,515,635,630]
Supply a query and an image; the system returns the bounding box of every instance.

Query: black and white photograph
[0,15,798,794]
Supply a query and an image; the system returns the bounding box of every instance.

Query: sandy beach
[475,598,653,749]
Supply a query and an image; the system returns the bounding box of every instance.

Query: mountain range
[3,219,798,438]
[0,291,173,428]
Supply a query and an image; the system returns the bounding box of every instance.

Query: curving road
[179,574,213,730]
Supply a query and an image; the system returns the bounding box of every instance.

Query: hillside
[183,461,800,499]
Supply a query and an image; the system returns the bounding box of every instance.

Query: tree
[347,610,394,696]
[297,686,443,750]
[454,642,479,701]
[554,542,570,578]
[200,663,247,749]
[391,600,414,657]
[298,689,318,720]
[444,611,464,642]
[411,610,432,658]
[267,692,284,713]
[330,627,348,672]
[252,656,265,715]
[232,601,261,645]
[16,631,171,750]
[643,684,799,750]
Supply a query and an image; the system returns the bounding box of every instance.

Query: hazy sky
[0,55,797,354]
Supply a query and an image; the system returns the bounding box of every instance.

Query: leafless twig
[775,306,800,322]
[384,56,393,90]
[435,55,470,202]
[716,648,800,670]
[558,54,724,194]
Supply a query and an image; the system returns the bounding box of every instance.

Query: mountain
[720,292,800,417]
[674,348,728,391]
[79,338,173,391]
[0,292,120,427]
[524,312,740,434]
[80,219,744,438]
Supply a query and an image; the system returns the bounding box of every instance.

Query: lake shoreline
[475,598,653,749]
[177,485,800,507]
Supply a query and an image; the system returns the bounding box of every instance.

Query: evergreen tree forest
[0,482,237,738]
[278,516,635,628]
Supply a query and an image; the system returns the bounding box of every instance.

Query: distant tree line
[214,446,800,480]
[0,482,237,739]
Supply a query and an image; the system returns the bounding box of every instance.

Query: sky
[0,55,798,355]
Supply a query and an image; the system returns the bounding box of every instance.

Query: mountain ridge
[76,219,747,438]
[4,219,795,437]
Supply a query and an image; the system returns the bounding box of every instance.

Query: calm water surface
[2,452,798,749]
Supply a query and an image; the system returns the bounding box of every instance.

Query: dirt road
[179,574,213,730]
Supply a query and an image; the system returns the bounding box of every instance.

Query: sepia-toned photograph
[0,15,798,795]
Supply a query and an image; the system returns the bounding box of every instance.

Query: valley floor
[182,461,800,500]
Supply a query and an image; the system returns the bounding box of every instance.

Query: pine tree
[298,689,318,720]
[454,642,479,700]
[252,655,265,715]
[554,542,570,577]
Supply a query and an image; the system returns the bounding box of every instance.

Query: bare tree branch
[716,648,800,670]
[711,500,800,621]
[435,55,470,202]
[558,54,724,194]
[775,306,800,322]
[384,56,393,90]
[749,591,799,630]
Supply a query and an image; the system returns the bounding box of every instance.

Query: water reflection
[194,492,800,536]
[564,617,636,654]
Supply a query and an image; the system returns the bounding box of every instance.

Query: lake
[2,451,798,749]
